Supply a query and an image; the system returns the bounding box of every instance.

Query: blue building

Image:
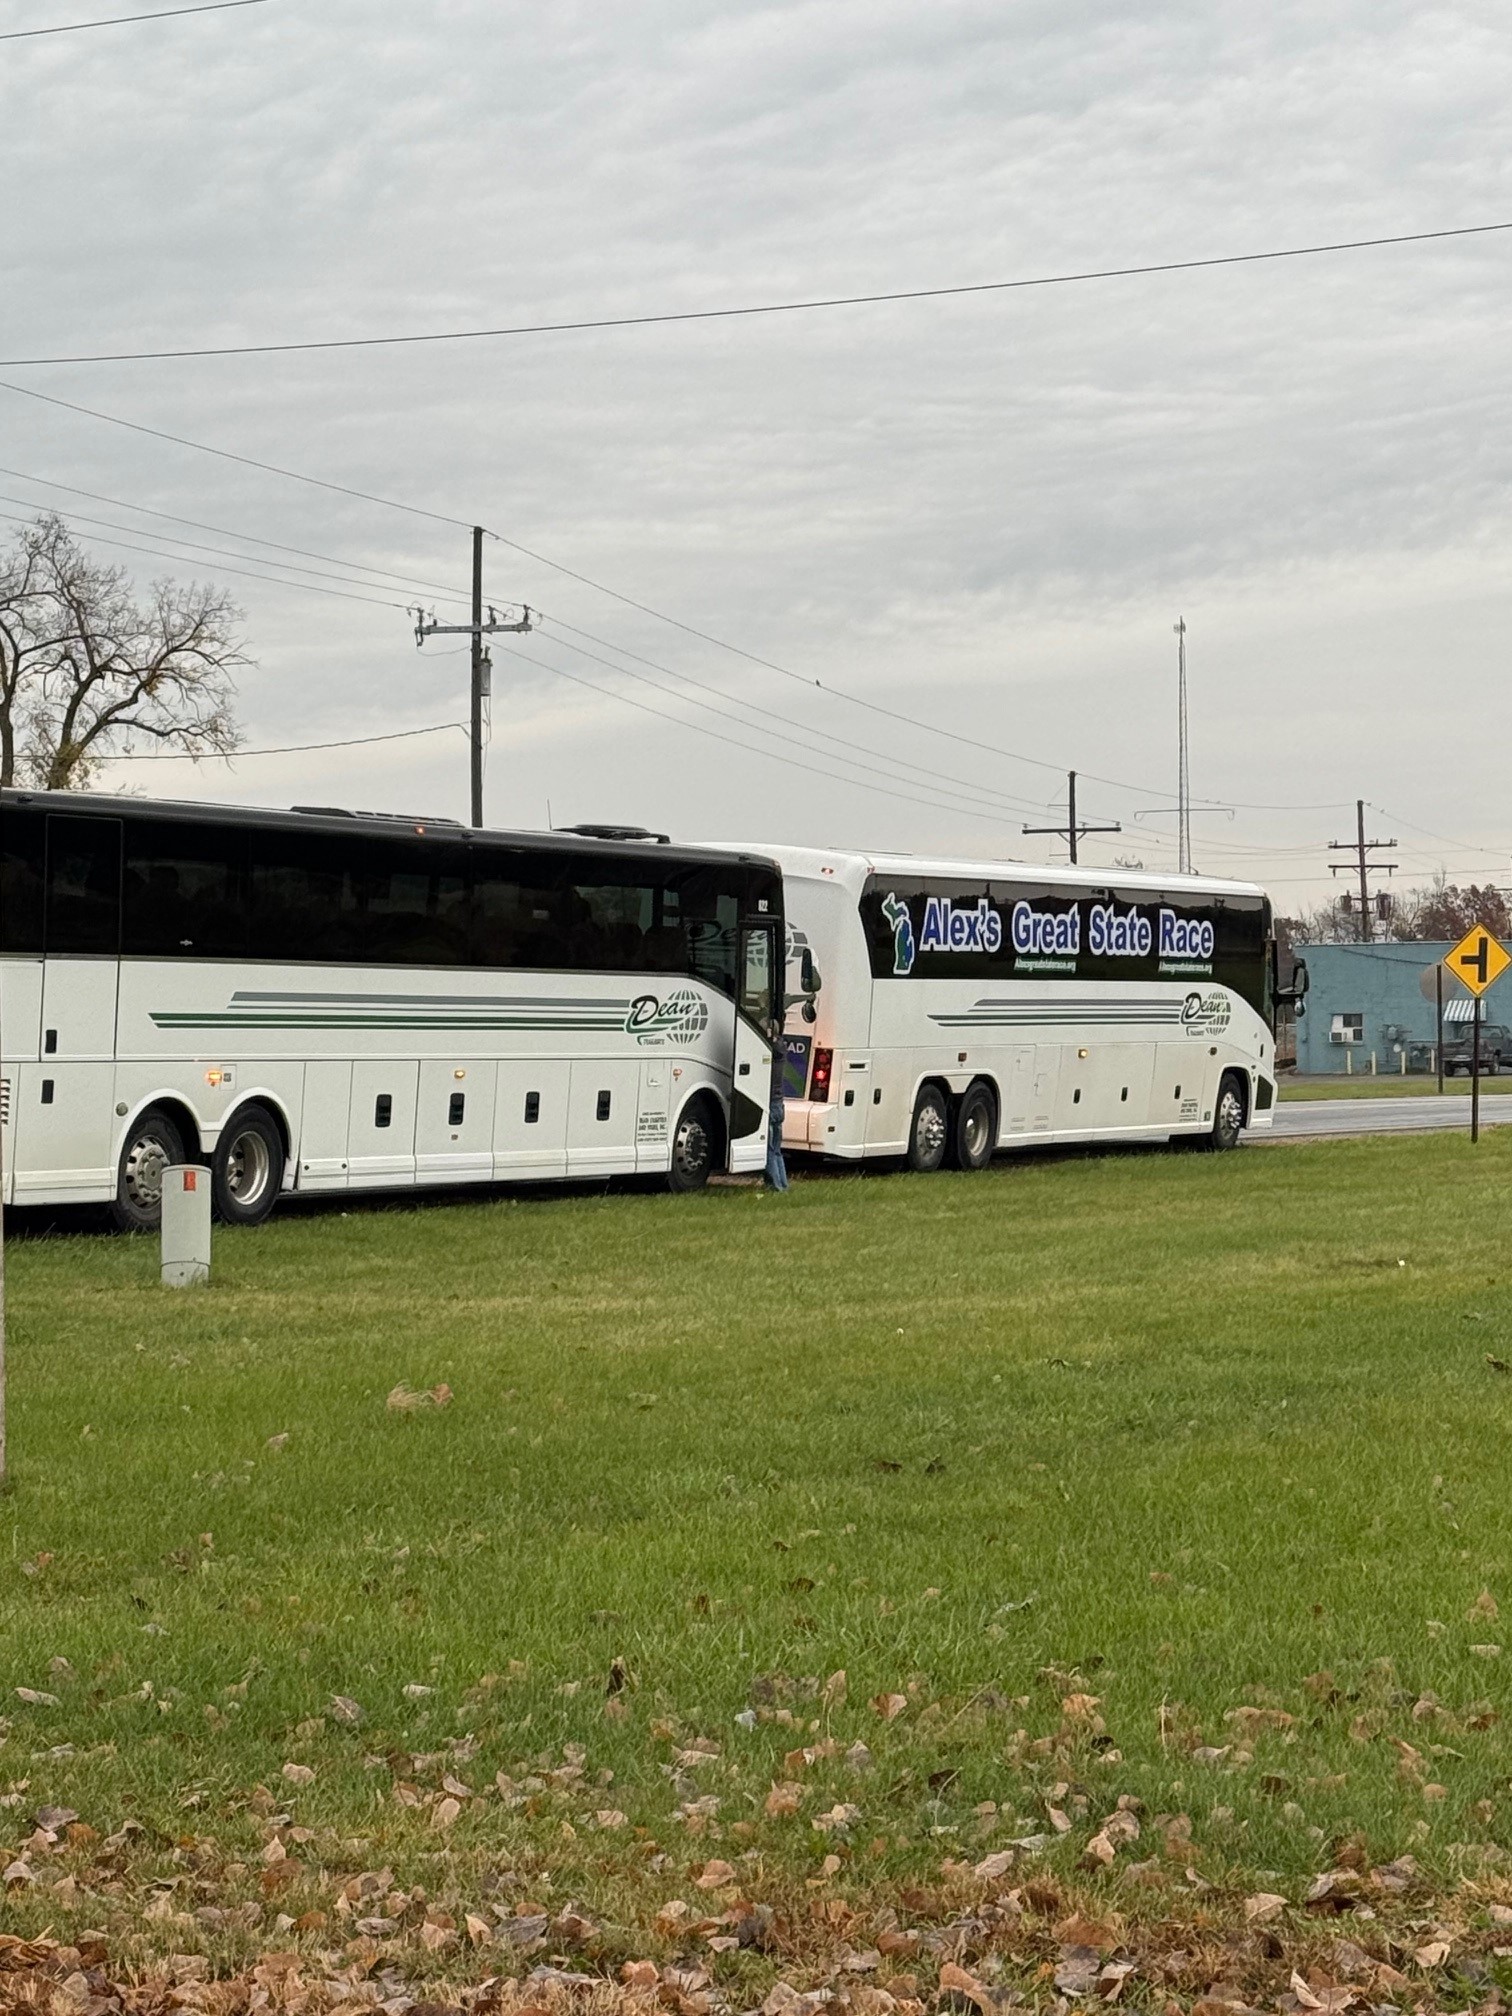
[1294,939,1511,1074]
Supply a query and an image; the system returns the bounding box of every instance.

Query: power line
[0,379,471,530]
[101,721,467,761]
[1,0,266,40]
[538,622,1049,826]
[0,489,443,606]
[537,613,1050,819]
[0,379,1357,816]
[0,463,471,603]
[498,639,1027,831]
[4,219,1509,367]
[0,506,407,611]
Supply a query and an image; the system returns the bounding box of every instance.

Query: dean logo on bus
[626,989,710,1045]
[1181,989,1231,1036]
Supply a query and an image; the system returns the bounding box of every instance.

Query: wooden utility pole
[412,530,533,828]
[1328,799,1397,941]
[470,527,485,829]
[1023,770,1121,866]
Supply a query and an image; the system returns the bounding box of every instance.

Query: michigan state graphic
[881,892,916,976]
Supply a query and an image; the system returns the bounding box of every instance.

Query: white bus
[0,792,785,1228]
[742,846,1286,1168]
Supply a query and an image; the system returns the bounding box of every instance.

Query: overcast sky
[2,0,1509,910]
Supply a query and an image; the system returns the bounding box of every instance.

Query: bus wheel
[110,1106,186,1232]
[668,1094,720,1193]
[907,1085,950,1172]
[212,1105,285,1225]
[1204,1072,1247,1152]
[953,1082,997,1170]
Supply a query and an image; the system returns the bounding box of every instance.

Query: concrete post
[161,1166,212,1287]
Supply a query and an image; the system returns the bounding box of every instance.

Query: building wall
[1294,940,1511,1073]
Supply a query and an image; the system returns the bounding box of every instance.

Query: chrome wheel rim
[123,1131,172,1211]
[915,1100,947,1162]
[963,1104,990,1160]
[1217,1088,1243,1141]
[225,1127,272,1208]
[673,1114,710,1181]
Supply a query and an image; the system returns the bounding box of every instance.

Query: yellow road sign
[1444,926,1511,999]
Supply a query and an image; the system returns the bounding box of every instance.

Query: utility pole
[1023,770,1121,865]
[1328,800,1397,942]
[412,527,533,828]
[1175,617,1191,874]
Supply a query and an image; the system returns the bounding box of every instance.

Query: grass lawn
[5,1136,1512,2008]
[1280,1074,1512,1100]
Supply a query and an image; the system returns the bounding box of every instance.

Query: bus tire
[212,1105,285,1225]
[1203,1071,1247,1152]
[953,1081,997,1170]
[668,1093,721,1193]
[907,1084,950,1173]
[110,1106,186,1232]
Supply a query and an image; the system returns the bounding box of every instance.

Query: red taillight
[809,1046,834,1103]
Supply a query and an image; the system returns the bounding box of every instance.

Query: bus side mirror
[1278,957,1309,1016]
[799,947,818,994]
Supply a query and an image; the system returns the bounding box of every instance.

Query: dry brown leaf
[695,1859,736,1889]
[1246,1892,1288,1923]
[822,1669,848,1709]
[430,1796,461,1830]
[281,1762,314,1785]
[765,1782,804,1818]
[1414,1941,1451,1968]
[1469,1589,1499,1621]
[871,1691,908,1721]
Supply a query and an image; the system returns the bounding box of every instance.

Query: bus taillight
[809,1047,834,1103]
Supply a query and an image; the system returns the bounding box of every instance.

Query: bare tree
[0,513,247,788]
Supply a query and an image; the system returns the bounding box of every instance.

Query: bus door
[43,815,121,1059]
[728,919,776,1174]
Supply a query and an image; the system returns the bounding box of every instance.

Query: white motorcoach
[747,846,1285,1168]
[0,792,783,1227]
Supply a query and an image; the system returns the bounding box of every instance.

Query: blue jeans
[765,1093,789,1190]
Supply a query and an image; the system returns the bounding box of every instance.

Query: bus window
[738,925,776,1026]
[122,820,247,958]
[0,805,45,953]
[45,815,121,956]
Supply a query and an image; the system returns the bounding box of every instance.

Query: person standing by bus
[765,1026,789,1191]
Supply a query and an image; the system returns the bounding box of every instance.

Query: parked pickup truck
[1442,1022,1511,1075]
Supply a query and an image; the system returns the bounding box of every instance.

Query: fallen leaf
[431,1796,461,1830]
[1054,1950,1102,1998]
[871,1692,908,1722]
[765,1782,804,1818]
[465,1913,492,1946]
[1414,1941,1451,1968]
[281,1762,315,1785]
[14,1688,61,1708]
[1246,1892,1288,1923]
[695,1858,737,1889]
[329,1694,365,1725]
[1469,1589,1499,1622]
[822,1669,848,1709]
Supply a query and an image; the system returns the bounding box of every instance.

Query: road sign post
[1442,927,1511,1144]
[1437,963,1444,1095]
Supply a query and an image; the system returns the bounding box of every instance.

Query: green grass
[5,1137,1512,1994]
[1281,1072,1512,1098]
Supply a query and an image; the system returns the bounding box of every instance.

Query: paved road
[1263,1094,1512,1141]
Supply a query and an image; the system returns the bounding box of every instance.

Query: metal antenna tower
[1175,617,1191,874]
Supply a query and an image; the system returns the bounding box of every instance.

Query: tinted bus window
[0,805,45,953]
[354,840,469,966]
[472,849,567,969]
[46,815,121,956]
[123,820,248,958]
[248,828,360,961]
